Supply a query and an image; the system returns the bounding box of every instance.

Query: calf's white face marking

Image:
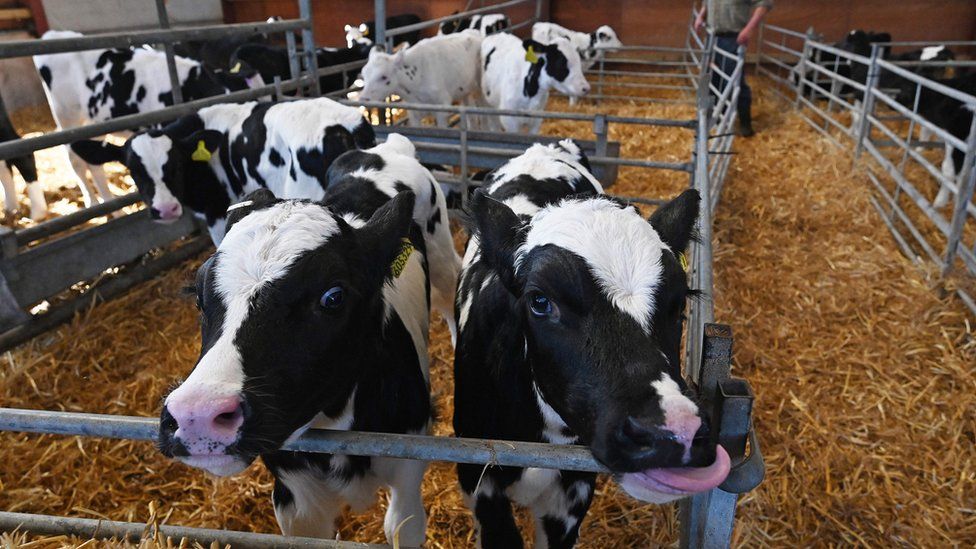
[164,202,340,474]
[516,198,666,334]
[129,133,182,219]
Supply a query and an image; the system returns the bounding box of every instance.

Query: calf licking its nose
[454,141,728,547]
[159,155,450,544]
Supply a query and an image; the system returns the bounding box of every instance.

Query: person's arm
[737,5,770,45]
[694,6,707,31]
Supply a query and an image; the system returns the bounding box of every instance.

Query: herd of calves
[0,16,736,547]
[91,93,727,548]
[0,15,620,224]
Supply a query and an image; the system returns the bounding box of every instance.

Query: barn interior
[0,1,974,547]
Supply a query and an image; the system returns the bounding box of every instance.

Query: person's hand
[694,11,705,31]
[737,26,753,45]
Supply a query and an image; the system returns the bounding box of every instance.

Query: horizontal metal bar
[869,89,968,151]
[410,141,691,172]
[0,512,382,549]
[0,76,310,161]
[15,193,141,247]
[594,81,694,91]
[762,24,810,39]
[314,58,366,77]
[606,45,704,55]
[762,40,803,57]
[874,58,976,106]
[0,235,212,353]
[585,68,698,81]
[384,0,532,37]
[0,408,611,473]
[340,99,697,127]
[889,59,976,68]
[876,40,976,47]
[579,93,696,104]
[601,58,698,67]
[0,19,309,59]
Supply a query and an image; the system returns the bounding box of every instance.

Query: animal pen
[755,22,976,315]
[0,0,764,547]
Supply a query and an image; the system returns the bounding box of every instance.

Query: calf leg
[0,162,17,217]
[458,464,524,549]
[376,457,428,547]
[934,143,955,208]
[86,162,114,203]
[26,182,48,221]
[529,472,596,549]
[272,472,342,539]
[63,146,98,208]
[425,186,461,344]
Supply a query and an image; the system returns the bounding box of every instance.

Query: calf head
[345,23,372,49]
[158,189,416,476]
[591,25,622,51]
[522,38,590,98]
[470,190,729,503]
[359,46,404,101]
[71,124,224,223]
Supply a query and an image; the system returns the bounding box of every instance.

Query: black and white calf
[231,42,371,95]
[0,93,42,220]
[33,30,262,213]
[481,34,590,133]
[531,22,622,70]
[359,31,484,127]
[896,72,976,208]
[71,97,374,244]
[158,136,459,544]
[344,13,422,49]
[438,13,510,36]
[454,142,730,548]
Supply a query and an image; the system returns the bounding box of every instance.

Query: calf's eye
[529,293,553,318]
[320,286,345,310]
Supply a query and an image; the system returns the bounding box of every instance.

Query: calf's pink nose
[166,395,244,447]
[153,202,182,220]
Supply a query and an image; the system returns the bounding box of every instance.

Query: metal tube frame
[756,20,976,315]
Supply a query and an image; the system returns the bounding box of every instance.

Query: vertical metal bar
[794,30,814,108]
[593,114,608,184]
[459,108,469,209]
[285,30,302,97]
[597,56,605,105]
[754,22,763,72]
[298,0,321,97]
[940,114,976,276]
[155,0,183,105]
[853,45,882,159]
[374,0,387,53]
[534,0,542,24]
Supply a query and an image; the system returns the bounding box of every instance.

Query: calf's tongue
[640,444,731,493]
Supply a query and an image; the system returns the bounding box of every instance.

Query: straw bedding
[2,76,975,547]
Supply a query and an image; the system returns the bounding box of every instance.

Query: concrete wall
[42,0,223,33]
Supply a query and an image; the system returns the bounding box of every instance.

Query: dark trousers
[713,35,751,118]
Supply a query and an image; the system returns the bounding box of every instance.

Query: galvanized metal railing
[756,22,976,314]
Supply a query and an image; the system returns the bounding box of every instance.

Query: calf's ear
[71,140,124,165]
[225,188,279,233]
[649,189,700,252]
[468,189,524,291]
[356,191,417,288]
[177,130,223,161]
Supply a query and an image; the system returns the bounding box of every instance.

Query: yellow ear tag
[362,28,369,36]
[191,140,212,162]
[678,252,690,273]
[525,45,540,64]
[391,238,414,278]
[230,61,242,74]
